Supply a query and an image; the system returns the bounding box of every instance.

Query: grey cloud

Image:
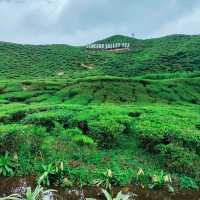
[0,0,199,45]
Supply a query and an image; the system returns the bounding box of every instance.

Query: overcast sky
[0,0,200,45]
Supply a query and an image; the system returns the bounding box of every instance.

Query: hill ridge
[1,34,200,79]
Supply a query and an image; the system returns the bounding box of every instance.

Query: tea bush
[158,144,200,179]
[179,176,199,190]
[0,124,46,154]
[88,119,125,148]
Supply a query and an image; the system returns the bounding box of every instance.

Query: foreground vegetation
[1,187,133,200]
[0,185,55,200]
[1,35,200,194]
[0,76,200,192]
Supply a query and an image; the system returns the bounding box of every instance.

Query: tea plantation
[1,34,200,191]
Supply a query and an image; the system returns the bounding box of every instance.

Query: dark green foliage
[38,163,56,186]
[157,144,200,179]
[148,170,173,191]
[0,152,16,176]
[93,169,120,190]
[179,176,199,190]
[88,119,125,148]
[0,125,46,155]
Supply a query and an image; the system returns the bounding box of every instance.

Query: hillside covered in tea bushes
[1,34,200,79]
[1,34,200,191]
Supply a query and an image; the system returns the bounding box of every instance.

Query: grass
[1,34,200,191]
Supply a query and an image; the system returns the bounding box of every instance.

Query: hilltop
[1,34,200,79]
[94,34,134,43]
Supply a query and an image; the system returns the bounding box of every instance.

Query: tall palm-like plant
[0,194,21,200]
[86,189,135,200]
[37,164,56,186]
[24,186,55,200]
[0,152,15,176]
[0,185,56,200]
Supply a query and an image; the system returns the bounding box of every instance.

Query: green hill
[1,34,200,79]
[1,34,200,191]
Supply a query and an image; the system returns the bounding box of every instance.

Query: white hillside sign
[86,42,130,50]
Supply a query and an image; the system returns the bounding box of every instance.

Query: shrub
[64,128,83,138]
[72,134,94,146]
[88,119,125,148]
[67,88,80,98]
[157,144,200,179]
[0,125,46,154]
[179,176,199,190]
[62,128,95,146]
